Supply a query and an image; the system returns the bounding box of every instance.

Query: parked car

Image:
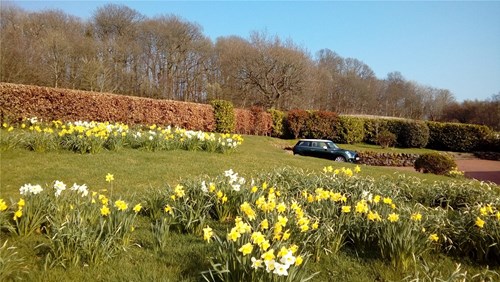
[292,139,360,162]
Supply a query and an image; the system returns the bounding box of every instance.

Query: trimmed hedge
[304,111,338,140]
[363,118,388,144]
[234,107,272,136]
[268,109,286,138]
[285,110,338,140]
[210,100,235,133]
[333,116,364,144]
[398,120,429,148]
[286,109,309,139]
[427,121,492,152]
[0,83,215,131]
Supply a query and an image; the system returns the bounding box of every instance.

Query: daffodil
[312,220,319,230]
[277,215,288,227]
[387,213,399,222]
[261,249,275,261]
[203,226,213,242]
[100,205,110,216]
[238,243,253,256]
[354,165,361,173]
[260,240,270,251]
[265,259,276,273]
[280,251,296,266]
[260,219,269,230]
[355,200,369,214]
[367,211,381,221]
[429,233,439,242]
[273,262,289,276]
[133,203,142,213]
[13,209,23,220]
[98,195,108,205]
[341,205,351,213]
[295,255,303,266]
[114,200,128,211]
[251,231,265,245]
[411,212,422,221]
[17,198,25,208]
[105,173,114,183]
[164,205,173,215]
[277,202,287,213]
[227,228,240,242]
[251,257,263,269]
[475,217,485,228]
[282,229,291,241]
[479,206,488,216]
[174,184,185,198]
[0,199,7,211]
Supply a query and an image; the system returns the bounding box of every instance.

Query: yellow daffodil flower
[475,217,485,228]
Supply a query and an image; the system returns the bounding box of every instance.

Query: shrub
[399,121,429,148]
[286,109,309,139]
[333,116,364,144]
[414,153,457,175]
[304,111,338,140]
[478,131,500,153]
[268,109,286,138]
[211,100,235,134]
[234,109,253,135]
[363,118,389,144]
[0,83,215,132]
[427,121,492,152]
[377,130,397,148]
[250,106,272,136]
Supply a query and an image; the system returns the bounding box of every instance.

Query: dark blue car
[292,139,359,162]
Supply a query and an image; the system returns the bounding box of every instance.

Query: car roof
[297,139,333,142]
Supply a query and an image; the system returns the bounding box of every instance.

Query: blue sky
[8,1,500,102]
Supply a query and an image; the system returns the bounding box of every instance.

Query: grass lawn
[1,135,448,198]
[1,135,498,281]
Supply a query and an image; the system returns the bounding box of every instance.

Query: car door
[314,141,330,159]
[295,141,311,156]
[309,141,326,158]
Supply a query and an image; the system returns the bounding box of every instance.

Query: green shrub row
[271,111,494,152]
[2,83,496,152]
[210,100,235,134]
[427,121,493,152]
[285,109,338,140]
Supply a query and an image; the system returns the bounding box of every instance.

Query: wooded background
[1,3,498,130]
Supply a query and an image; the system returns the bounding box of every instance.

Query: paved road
[381,159,500,185]
[456,159,500,185]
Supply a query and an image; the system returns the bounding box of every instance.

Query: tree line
[1,3,498,130]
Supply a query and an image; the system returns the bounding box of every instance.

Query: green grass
[1,135,496,281]
[1,135,448,199]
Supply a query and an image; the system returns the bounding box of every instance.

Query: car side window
[298,141,310,147]
[311,142,317,147]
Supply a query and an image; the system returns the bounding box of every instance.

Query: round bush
[414,153,456,175]
[377,130,397,148]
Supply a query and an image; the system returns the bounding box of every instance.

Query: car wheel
[334,156,346,162]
